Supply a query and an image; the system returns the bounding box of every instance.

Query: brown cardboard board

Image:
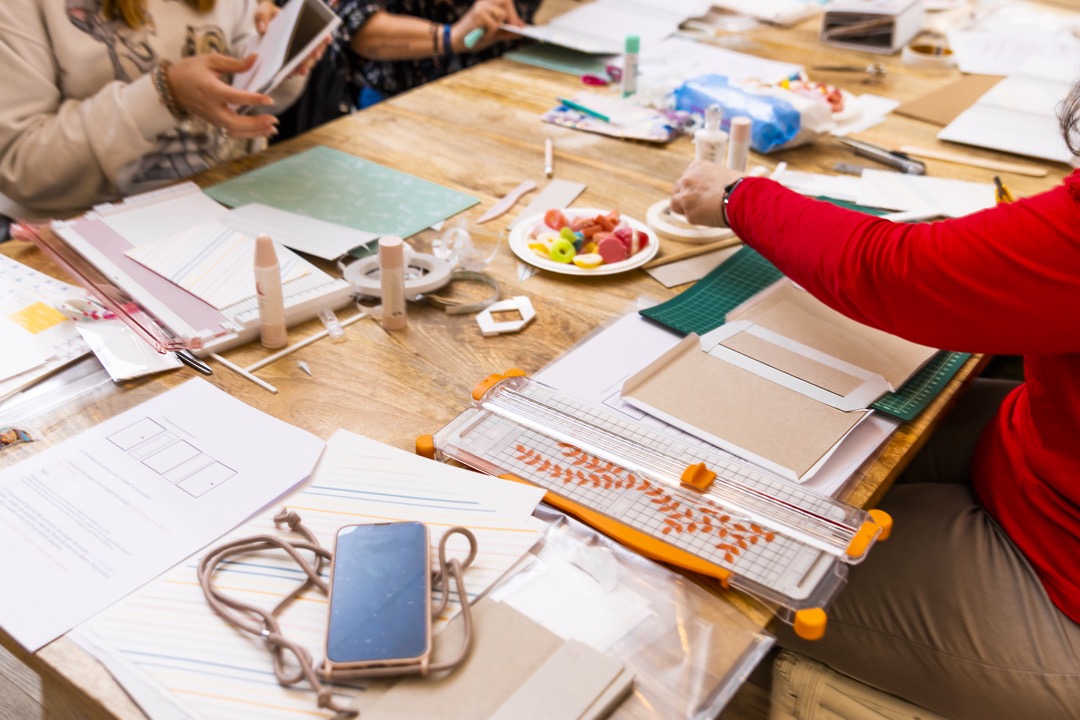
[365,599,631,720]
[622,335,866,480]
[894,75,1004,126]
[727,281,937,391]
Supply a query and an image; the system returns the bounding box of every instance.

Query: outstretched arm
[672,160,1080,355]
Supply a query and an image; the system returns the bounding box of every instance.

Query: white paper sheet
[947,28,1080,83]
[937,74,1075,166]
[856,169,996,217]
[505,0,712,54]
[627,36,803,91]
[0,379,323,651]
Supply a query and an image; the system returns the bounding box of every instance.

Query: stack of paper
[777,168,997,217]
[0,380,325,652]
[937,75,1075,166]
[125,223,310,310]
[72,429,546,719]
[0,255,89,401]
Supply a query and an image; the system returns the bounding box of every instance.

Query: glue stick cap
[705,104,722,132]
[379,235,404,270]
[254,234,278,266]
[730,116,752,143]
[625,34,639,53]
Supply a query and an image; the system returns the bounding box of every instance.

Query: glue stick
[254,234,287,349]
[621,35,639,97]
[694,104,727,165]
[379,235,407,331]
[727,116,752,173]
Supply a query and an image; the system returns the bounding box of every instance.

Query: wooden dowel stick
[898,145,1048,178]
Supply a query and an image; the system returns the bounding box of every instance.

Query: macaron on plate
[509,208,659,276]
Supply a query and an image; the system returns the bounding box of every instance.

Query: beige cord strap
[198,509,478,718]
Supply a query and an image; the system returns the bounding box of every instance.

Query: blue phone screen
[327,522,429,664]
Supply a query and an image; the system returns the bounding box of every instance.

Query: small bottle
[379,235,407,330]
[694,104,728,164]
[727,116,752,173]
[621,35,639,97]
[254,234,287,349]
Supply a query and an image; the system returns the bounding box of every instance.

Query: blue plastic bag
[674,75,802,153]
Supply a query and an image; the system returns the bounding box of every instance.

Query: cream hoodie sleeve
[0,0,306,217]
[0,1,178,215]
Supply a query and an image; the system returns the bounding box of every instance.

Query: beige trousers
[774,379,1080,720]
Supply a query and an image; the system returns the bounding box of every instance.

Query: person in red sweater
[670,111,1080,717]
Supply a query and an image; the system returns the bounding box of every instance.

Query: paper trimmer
[419,371,891,640]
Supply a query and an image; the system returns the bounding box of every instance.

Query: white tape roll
[646,199,731,243]
[901,43,955,69]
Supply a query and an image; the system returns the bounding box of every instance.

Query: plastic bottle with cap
[726,116,752,173]
[254,234,287,349]
[621,35,639,97]
[379,235,407,330]
[694,104,728,165]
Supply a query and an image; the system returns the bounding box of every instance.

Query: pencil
[556,97,611,123]
[993,176,1015,204]
[642,236,743,270]
[544,137,554,178]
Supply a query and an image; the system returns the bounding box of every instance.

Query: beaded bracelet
[151,59,190,122]
[430,22,441,57]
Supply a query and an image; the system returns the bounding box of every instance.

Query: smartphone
[325,521,431,670]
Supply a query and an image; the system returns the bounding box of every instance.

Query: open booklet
[233,0,341,95]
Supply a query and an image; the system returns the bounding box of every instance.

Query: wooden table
[0,6,1071,717]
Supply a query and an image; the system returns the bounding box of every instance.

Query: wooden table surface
[0,3,1072,717]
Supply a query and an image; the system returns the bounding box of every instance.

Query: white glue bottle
[694,104,727,164]
[727,116,752,173]
[379,235,407,331]
[621,35,639,97]
[254,234,287,349]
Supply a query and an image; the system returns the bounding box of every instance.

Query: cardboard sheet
[622,335,867,481]
[894,75,1003,126]
[727,281,937,391]
[366,599,632,720]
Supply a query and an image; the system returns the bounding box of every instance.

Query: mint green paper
[205,146,479,238]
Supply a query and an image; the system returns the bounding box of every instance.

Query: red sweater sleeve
[726,173,1080,355]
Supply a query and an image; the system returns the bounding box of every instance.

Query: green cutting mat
[206,146,479,240]
[639,245,970,422]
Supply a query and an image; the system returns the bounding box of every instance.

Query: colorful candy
[528,208,651,270]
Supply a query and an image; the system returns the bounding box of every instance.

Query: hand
[671,161,745,228]
[167,54,278,139]
[451,0,524,52]
[255,1,280,34]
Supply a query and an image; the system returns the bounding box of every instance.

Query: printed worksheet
[0,379,323,651]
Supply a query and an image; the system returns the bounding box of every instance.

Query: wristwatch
[721,177,745,228]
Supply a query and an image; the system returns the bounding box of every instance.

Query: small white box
[821,0,924,54]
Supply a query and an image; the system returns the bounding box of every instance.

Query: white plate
[509,209,659,276]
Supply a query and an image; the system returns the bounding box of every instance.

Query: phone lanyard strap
[198,509,479,718]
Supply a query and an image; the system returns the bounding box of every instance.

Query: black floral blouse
[336,0,540,99]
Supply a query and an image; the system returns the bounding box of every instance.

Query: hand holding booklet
[233,0,341,95]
